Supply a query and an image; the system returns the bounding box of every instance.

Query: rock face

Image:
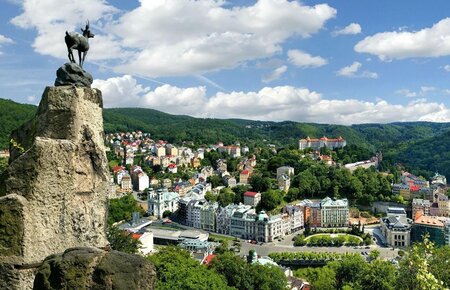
[55,63,93,87]
[33,247,156,290]
[0,86,109,289]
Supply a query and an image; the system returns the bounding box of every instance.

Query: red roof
[131,233,143,240]
[112,165,125,173]
[244,191,258,197]
[241,170,250,175]
[168,163,177,168]
[203,254,217,265]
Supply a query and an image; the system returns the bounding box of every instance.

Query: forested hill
[0,99,37,148]
[1,98,450,178]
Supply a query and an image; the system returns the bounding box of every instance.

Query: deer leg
[78,50,82,67]
[82,51,88,68]
[68,48,74,63]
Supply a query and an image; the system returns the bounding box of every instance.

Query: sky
[1,0,450,125]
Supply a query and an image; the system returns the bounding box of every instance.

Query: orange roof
[203,254,217,265]
[414,216,444,227]
[131,233,143,240]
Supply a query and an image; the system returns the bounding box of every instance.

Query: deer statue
[65,21,95,68]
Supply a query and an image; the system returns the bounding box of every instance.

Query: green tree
[249,264,287,290]
[147,246,231,290]
[249,174,271,192]
[108,194,145,225]
[218,188,236,207]
[354,259,397,290]
[211,252,252,290]
[258,190,283,211]
[396,235,444,290]
[106,225,141,254]
[205,191,218,202]
[162,210,172,218]
[429,246,450,288]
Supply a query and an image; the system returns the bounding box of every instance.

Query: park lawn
[304,233,363,242]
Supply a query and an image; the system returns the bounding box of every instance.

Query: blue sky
[1,0,450,124]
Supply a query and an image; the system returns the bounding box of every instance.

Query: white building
[276,166,294,179]
[147,188,180,219]
[380,215,412,247]
[216,204,238,235]
[320,197,349,227]
[243,191,261,207]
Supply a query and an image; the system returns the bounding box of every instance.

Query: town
[106,131,450,269]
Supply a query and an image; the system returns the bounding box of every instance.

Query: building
[168,163,177,173]
[412,199,431,219]
[380,215,412,247]
[298,136,346,150]
[121,175,133,192]
[131,232,154,255]
[200,202,218,232]
[276,166,294,179]
[386,207,407,218]
[224,176,237,188]
[240,170,251,184]
[216,204,238,235]
[243,191,261,207]
[282,205,304,232]
[392,183,411,200]
[147,188,180,219]
[298,200,321,227]
[131,166,149,192]
[218,145,241,158]
[431,172,447,187]
[320,197,349,227]
[411,216,447,246]
[277,174,290,192]
[344,154,382,172]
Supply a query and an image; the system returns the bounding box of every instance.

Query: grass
[208,233,236,242]
[304,233,363,242]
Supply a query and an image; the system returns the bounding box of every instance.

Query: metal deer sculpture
[65,21,95,68]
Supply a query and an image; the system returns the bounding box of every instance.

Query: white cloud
[396,86,438,98]
[287,49,327,68]
[355,18,450,60]
[12,0,336,77]
[332,23,361,36]
[337,61,378,79]
[262,65,287,83]
[395,89,417,98]
[0,34,14,54]
[11,0,119,60]
[444,64,450,72]
[93,75,450,124]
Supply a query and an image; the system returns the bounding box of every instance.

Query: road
[237,230,399,260]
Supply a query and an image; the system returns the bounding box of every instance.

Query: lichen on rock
[33,247,156,290]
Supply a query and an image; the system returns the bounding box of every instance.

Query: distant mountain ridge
[1,98,449,178]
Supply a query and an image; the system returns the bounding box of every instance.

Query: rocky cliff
[33,247,156,290]
[0,85,110,289]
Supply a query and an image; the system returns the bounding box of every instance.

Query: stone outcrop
[33,247,156,290]
[54,63,93,87]
[0,86,109,289]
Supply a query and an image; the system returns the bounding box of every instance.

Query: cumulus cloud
[444,64,450,72]
[93,75,450,124]
[0,34,14,54]
[11,0,336,77]
[287,49,327,68]
[355,18,450,60]
[262,65,287,83]
[337,62,378,79]
[332,23,361,36]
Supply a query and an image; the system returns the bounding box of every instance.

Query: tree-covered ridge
[0,99,36,148]
[1,98,450,180]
